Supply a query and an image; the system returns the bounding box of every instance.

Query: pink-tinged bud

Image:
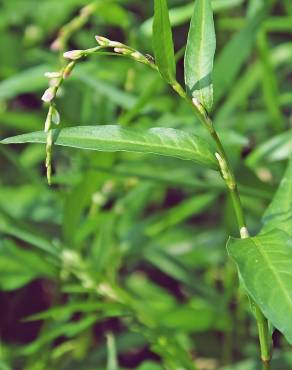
[63,49,84,60]
[63,61,75,79]
[49,78,59,87]
[44,71,62,78]
[95,35,110,46]
[42,87,55,103]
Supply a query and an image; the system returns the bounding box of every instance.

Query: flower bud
[114,47,131,55]
[63,61,75,79]
[42,87,55,103]
[131,51,145,61]
[95,35,123,48]
[44,71,62,79]
[51,106,60,125]
[95,35,111,46]
[63,49,84,60]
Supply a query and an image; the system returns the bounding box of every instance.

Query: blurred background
[0,0,292,369]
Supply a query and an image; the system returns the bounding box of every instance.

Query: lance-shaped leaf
[227,229,292,344]
[184,0,216,112]
[261,157,292,235]
[153,0,176,84]
[1,125,218,169]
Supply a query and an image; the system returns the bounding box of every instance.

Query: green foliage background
[0,0,292,369]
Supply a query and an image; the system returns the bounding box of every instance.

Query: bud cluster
[95,35,156,67]
[41,34,156,185]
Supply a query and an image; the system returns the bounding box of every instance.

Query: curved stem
[171,81,272,367]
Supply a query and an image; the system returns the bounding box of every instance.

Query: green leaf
[262,157,292,235]
[246,130,292,168]
[153,0,176,84]
[0,239,57,291]
[1,125,218,169]
[213,9,264,105]
[227,229,292,344]
[0,65,50,100]
[141,1,244,37]
[184,0,216,112]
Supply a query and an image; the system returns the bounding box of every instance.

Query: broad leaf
[1,125,218,169]
[153,0,176,84]
[227,229,292,344]
[262,157,292,235]
[184,0,216,112]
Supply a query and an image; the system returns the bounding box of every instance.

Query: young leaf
[153,0,176,84]
[184,0,216,112]
[227,229,292,344]
[1,125,218,169]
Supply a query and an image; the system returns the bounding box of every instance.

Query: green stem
[253,302,272,366]
[171,80,272,367]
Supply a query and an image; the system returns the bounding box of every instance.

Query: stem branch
[171,81,272,368]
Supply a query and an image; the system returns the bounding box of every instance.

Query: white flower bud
[114,47,131,55]
[95,35,111,46]
[63,61,75,79]
[44,71,62,78]
[63,49,84,60]
[95,35,123,48]
[131,51,145,60]
[42,87,55,102]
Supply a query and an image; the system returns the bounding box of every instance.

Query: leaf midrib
[3,128,215,164]
[52,131,203,158]
[251,236,292,312]
[197,0,206,98]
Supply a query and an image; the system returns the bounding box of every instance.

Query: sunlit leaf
[1,125,218,169]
